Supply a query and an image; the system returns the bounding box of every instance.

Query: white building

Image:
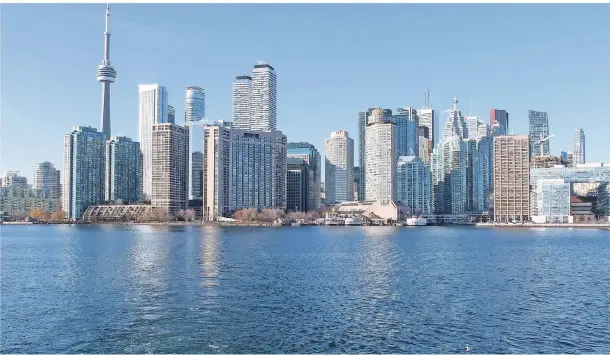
[324,130,354,204]
[396,156,431,215]
[250,62,277,131]
[203,125,232,221]
[232,75,252,130]
[202,125,287,220]
[444,97,466,140]
[185,86,205,123]
[365,108,397,202]
[573,128,585,165]
[151,123,189,217]
[138,84,169,200]
[62,126,107,220]
[534,179,571,223]
[33,162,61,200]
[416,108,435,147]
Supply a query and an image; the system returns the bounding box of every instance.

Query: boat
[325,217,344,226]
[405,216,427,226]
[344,217,363,226]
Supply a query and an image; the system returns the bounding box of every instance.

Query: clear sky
[2,3,609,182]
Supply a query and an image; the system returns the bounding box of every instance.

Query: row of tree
[232,208,319,222]
[135,209,197,223]
[29,208,66,222]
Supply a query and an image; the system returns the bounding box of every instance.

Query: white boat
[405,217,427,226]
[325,217,344,226]
[344,217,363,226]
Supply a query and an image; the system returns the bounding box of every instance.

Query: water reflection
[200,226,221,287]
[128,226,170,319]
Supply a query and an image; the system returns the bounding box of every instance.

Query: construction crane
[536,134,555,156]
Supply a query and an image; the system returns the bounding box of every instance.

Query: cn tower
[96,4,116,138]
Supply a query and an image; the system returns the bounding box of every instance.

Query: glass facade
[396,156,431,215]
[105,136,142,203]
[528,110,549,157]
[393,107,419,157]
[535,179,570,222]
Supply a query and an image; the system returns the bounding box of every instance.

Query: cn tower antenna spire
[97,3,116,138]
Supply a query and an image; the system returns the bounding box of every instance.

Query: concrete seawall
[476,223,610,229]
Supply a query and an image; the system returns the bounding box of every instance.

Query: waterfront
[1,225,609,353]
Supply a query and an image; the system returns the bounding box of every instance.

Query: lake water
[1,225,609,353]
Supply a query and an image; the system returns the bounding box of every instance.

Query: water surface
[2,225,609,353]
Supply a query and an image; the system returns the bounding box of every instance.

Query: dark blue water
[1,225,609,353]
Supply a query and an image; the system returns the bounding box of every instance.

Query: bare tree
[184,209,196,222]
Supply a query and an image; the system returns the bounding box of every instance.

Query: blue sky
[2,3,609,181]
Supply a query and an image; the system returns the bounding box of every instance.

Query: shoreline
[476,223,610,229]
[3,221,610,229]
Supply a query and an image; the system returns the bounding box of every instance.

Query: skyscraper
[416,108,435,147]
[573,128,585,165]
[357,109,374,201]
[365,109,397,202]
[431,136,467,214]
[105,136,142,203]
[62,126,107,220]
[443,98,466,140]
[489,109,509,135]
[96,4,116,139]
[493,135,530,222]
[184,86,206,199]
[185,86,206,123]
[287,158,309,212]
[168,105,175,124]
[232,75,253,130]
[139,84,169,200]
[33,162,61,200]
[191,151,204,199]
[202,124,231,221]
[151,123,189,217]
[230,129,287,210]
[287,142,322,210]
[393,107,419,157]
[528,110,550,157]
[250,62,277,131]
[324,130,354,204]
[396,156,431,215]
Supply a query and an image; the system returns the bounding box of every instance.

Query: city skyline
[2,4,610,181]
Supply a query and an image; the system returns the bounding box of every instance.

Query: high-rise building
[151,123,189,217]
[2,171,27,188]
[396,156,431,215]
[168,105,175,124]
[493,135,530,222]
[232,75,252,130]
[185,86,206,123]
[534,179,570,223]
[324,130,354,204]
[463,139,478,212]
[560,151,569,164]
[444,97,466,140]
[357,109,375,201]
[287,142,321,210]
[287,158,309,212]
[139,83,169,200]
[105,136,141,203]
[230,129,287,210]
[250,62,277,131]
[489,109,509,135]
[418,127,433,165]
[393,107,419,157]
[33,162,61,200]
[191,151,204,200]
[96,4,116,139]
[365,109,397,202]
[62,126,107,220]
[528,110,550,157]
[202,124,232,221]
[431,135,467,214]
[476,136,493,212]
[184,86,206,199]
[567,151,574,167]
[353,167,360,201]
[573,128,585,165]
[416,108,435,147]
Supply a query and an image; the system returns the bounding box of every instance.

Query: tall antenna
[427,88,430,108]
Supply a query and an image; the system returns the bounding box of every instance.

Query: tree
[29,208,49,221]
[175,209,186,221]
[184,209,196,222]
[152,208,169,222]
[50,209,65,222]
